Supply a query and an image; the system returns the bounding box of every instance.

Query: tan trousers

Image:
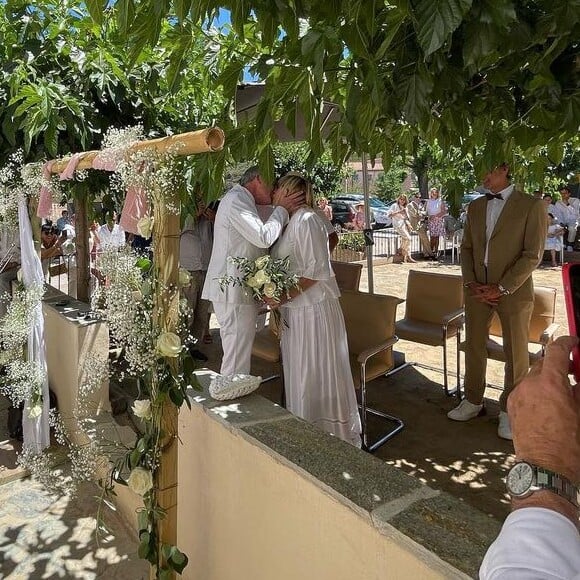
[182,270,210,343]
[463,291,533,411]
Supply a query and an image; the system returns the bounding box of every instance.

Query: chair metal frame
[356,335,405,451]
[340,290,405,452]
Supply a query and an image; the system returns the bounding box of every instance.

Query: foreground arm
[480,337,580,579]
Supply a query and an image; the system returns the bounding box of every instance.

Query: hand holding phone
[562,263,580,380]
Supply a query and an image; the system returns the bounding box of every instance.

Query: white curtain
[18,199,50,451]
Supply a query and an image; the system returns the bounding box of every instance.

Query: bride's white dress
[272,207,361,446]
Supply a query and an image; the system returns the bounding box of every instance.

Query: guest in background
[180,201,216,362]
[348,202,366,231]
[56,209,71,234]
[544,213,565,268]
[40,222,65,278]
[553,186,579,251]
[317,196,333,222]
[267,174,362,447]
[387,194,416,263]
[407,193,432,258]
[97,212,125,251]
[426,187,447,257]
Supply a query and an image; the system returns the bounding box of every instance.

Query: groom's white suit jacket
[202,184,289,305]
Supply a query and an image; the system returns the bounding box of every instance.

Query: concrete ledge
[181,370,500,578]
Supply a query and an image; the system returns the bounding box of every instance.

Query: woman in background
[266,174,361,447]
[387,194,416,263]
[426,187,447,258]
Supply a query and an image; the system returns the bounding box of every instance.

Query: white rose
[127,467,153,496]
[137,216,154,239]
[179,269,192,287]
[246,275,260,289]
[16,268,23,283]
[255,256,269,269]
[254,269,270,286]
[156,332,182,357]
[263,282,277,298]
[28,404,42,419]
[132,399,152,420]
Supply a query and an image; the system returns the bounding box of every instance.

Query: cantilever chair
[340,290,405,452]
[331,260,363,292]
[459,286,559,385]
[251,313,285,405]
[392,270,465,397]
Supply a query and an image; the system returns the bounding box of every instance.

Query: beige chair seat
[459,337,544,364]
[396,318,461,346]
[459,286,559,375]
[393,269,465,397]
[348,354,392,390]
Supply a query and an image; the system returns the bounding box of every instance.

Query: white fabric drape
[18,199,50,452]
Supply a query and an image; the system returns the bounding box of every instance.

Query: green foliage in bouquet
[219,255,299,302]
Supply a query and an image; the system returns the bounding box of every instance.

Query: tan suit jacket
[461,190,546,299]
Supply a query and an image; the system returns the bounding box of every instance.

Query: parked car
[328,199,374,231]
[461,191,485,206]
[330,194,392,229]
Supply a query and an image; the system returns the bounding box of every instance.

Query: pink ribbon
[59,153,82,181]
[120,185,150,235]
[37,161,55,218]
[92,151,119,172]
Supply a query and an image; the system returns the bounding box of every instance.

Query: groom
[202,166,302,376]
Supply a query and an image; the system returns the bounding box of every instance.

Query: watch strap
[536,467,580,509]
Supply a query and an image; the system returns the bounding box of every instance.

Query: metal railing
[332,229,463,262]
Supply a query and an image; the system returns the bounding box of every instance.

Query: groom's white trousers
[212,302,258,376]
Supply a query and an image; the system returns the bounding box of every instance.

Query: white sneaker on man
[567,245,574,252]
[447,399,484,421]
[498,411,513,440]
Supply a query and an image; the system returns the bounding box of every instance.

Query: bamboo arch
[42,126,225,579]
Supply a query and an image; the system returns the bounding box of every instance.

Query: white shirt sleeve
[229,193,288,249]
[480,508,580,580]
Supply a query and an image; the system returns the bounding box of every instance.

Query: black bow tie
[486,192,503,200]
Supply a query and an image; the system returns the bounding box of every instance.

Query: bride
[265,174,361,447]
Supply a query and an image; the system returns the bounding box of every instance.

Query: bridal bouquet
[219,255,299,302]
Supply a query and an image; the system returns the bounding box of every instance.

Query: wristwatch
[497,283,510,296]
[506,461,580,509]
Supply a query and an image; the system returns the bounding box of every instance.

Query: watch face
[507,462,534,497]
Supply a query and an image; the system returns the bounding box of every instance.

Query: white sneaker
[498,411,513,440]
[567,245,574,251]
[447,399,483,421]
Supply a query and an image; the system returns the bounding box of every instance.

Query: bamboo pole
[152,189,180,580]
[48,127,225,174]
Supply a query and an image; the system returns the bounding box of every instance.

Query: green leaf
[116,0,135,36]
[86,0,105,26]
[415,0,472,56]
[168,546,189,574]
[398,66,433,124]
[169,387,184,407]
[174,0,193,22]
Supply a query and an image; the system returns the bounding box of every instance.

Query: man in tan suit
[447,164,546,439]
